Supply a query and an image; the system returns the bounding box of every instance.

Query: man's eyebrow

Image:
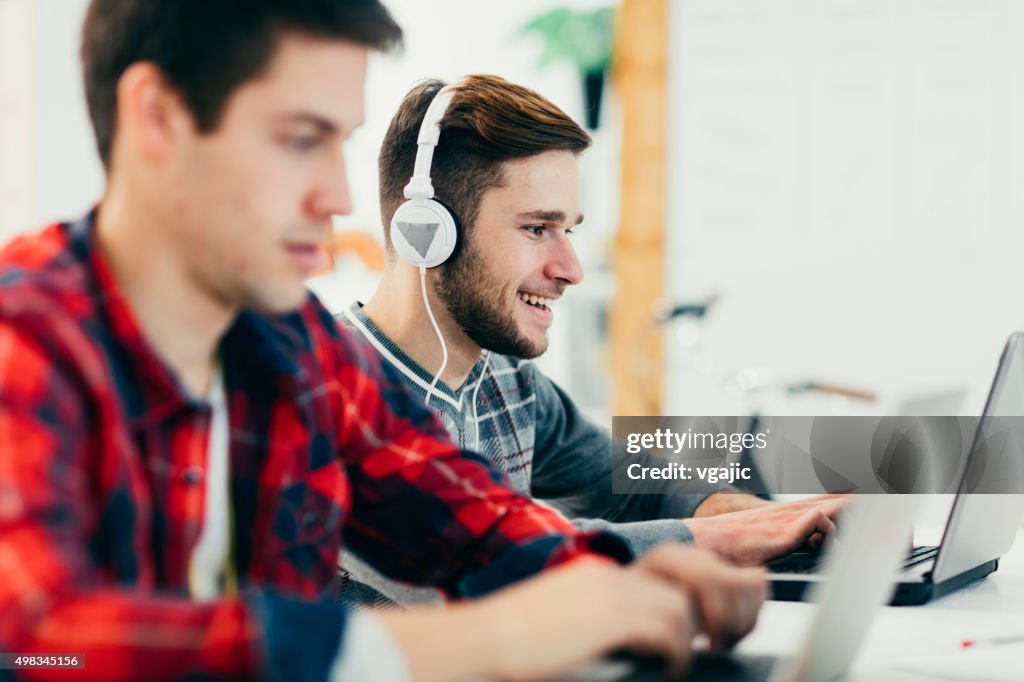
[273,111,343,135]
[516,210,585,225]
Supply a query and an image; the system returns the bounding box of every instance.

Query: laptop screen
[986,334,1024,418]
[960,334,1024,495]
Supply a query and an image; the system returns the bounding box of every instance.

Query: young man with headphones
[340,75,848,605]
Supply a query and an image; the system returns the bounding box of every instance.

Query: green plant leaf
[521,5,615,74]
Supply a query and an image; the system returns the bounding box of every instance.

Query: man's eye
[284,136,321,152]
[524,225,545,236]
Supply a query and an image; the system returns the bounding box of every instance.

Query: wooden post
[610,0,668,415]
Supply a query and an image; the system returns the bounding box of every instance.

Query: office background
[2,0,1023,425]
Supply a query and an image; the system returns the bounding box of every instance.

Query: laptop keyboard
[600,652,780,681]
[904,544,940,568]
[684,653,779,681]
[766,545,939,574]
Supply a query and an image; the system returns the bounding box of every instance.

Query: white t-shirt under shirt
[186,367,409,680]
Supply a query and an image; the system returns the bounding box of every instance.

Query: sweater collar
[341,300,489,411]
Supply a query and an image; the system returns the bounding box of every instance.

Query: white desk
[736,525,1024,680]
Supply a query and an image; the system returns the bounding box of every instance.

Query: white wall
[0,0,100,240]
[666,0,1024,417]
[31,0,103,226]
[0,0,37,239]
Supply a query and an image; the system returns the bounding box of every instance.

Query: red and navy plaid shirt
[0,214,629,681]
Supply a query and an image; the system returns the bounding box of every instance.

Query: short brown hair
[378,74,591,255]
[82,0,402,169]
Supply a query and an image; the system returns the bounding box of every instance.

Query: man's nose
[545,234,584,285]
[308,149,353,218]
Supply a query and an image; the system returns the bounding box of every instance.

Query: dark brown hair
[81,0,402,169]
[378,74,591,254]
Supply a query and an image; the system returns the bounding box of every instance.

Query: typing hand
[632,545,766,655]
[685,494,850,566]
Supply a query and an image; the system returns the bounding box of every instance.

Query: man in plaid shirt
[0,1,765,680]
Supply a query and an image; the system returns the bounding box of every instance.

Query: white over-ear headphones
[389,85,459,268]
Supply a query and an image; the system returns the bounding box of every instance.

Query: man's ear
[115,62,192,165]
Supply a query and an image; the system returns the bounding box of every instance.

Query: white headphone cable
[470,350,491,452]
[420,264,448,407]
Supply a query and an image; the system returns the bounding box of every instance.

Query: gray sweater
[338,302,710,605]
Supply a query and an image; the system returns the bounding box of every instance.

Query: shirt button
[182,468,203,485]
[301,511,318,527]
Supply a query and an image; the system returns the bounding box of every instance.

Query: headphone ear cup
[390,198,458,268]
[431,197,463,260]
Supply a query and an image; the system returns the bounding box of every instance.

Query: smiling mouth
[517,292,555,311]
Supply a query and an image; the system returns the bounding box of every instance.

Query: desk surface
[736,522,1024,681]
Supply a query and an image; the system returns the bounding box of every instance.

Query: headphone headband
[404,86,456,201]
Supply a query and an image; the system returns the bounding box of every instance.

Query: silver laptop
[769,332,1024,605]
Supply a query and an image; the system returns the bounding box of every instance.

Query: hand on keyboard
[633,545,766,655]
[685,494,851,566]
